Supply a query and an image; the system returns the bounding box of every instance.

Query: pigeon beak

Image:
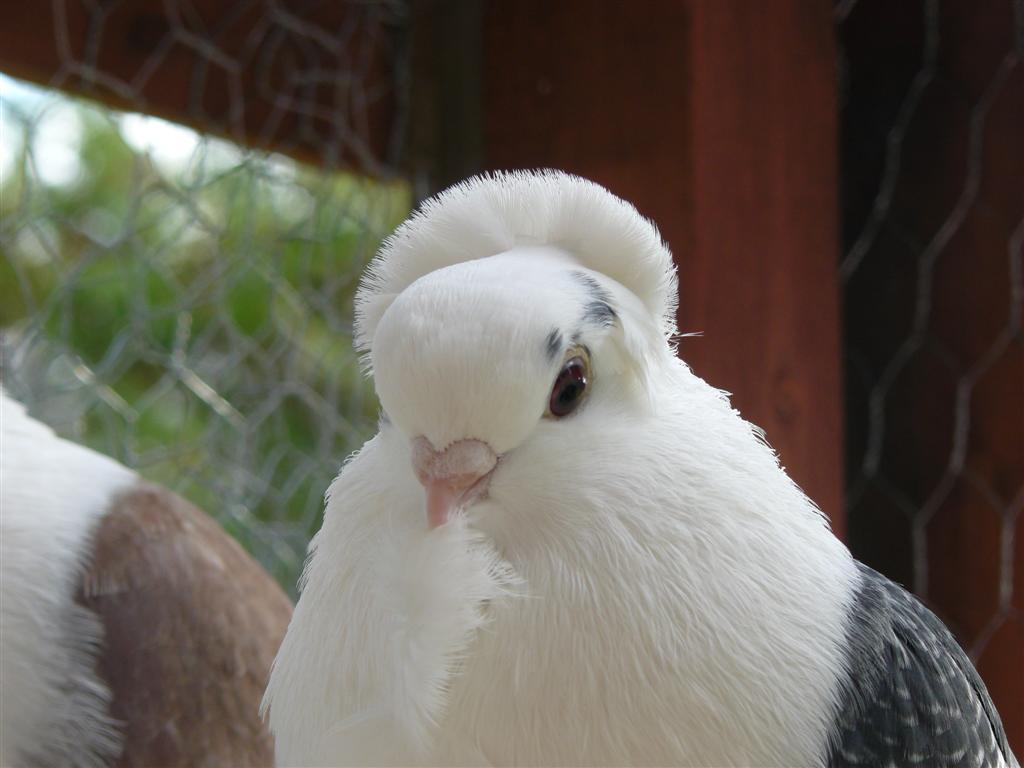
[411,437,498,529]
[423,476,490,530]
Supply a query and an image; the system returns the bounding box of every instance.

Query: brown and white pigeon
[0,389,293,766]
[262,170,1017,767]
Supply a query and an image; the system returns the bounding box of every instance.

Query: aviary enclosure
[0,0,1019,750]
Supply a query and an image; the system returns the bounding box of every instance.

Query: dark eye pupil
[549,358,588,417]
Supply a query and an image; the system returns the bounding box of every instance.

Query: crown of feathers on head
[354,170,679,354]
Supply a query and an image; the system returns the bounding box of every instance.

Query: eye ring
[545,346,591,419]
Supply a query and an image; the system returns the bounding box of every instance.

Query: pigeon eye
[547,350,590,419]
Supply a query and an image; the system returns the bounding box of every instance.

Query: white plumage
[263,170,1015,767]
[1,394,131,767]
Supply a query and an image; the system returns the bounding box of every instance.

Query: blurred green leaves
[1,80,411,591]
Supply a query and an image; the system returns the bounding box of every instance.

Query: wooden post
[479,0,845,531]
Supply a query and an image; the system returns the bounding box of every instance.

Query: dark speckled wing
[828,564,1016,768]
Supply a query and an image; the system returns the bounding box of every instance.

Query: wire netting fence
[0,2,412,593]
[837,0,1023,725]
[2,10,1020,737]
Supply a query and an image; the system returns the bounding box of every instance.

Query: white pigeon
[263,170,1017,767]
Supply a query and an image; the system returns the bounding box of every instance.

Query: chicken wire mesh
[0,1,412,593]
[837,0,1023,720]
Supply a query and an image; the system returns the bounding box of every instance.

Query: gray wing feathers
[827,564,1016,768]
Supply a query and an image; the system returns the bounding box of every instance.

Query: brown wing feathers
[77,483,293,767]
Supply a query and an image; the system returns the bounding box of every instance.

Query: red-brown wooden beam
[479,0,845,532]
[0,0,404,174]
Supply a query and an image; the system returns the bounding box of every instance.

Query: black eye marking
[572,271,617,328]
[545,328,563,362]
[583,299,616,327]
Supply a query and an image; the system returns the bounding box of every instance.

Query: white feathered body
[269,364,858,766]
[0,393,131,767]
[264,172,862,766]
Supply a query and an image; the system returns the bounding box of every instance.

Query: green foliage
[0,84,411,592]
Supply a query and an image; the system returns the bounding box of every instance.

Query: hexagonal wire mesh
[0,2,412,593]
[837,0,1023,728]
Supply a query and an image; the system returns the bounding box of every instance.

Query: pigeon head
[371,249,614,453]
[356,171,679,531]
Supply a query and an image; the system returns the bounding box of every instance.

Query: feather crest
[355,170,678,354]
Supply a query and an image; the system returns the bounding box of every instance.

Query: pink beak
[411,437,498,529]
